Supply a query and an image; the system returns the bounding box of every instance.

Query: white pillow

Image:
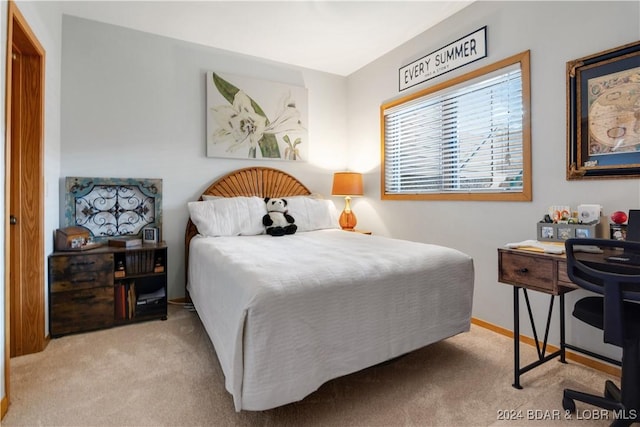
[285,196,340,232]
[188,196,266,237]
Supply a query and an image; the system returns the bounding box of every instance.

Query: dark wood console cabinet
[49,242,167,337]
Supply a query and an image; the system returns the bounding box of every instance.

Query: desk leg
[511,286,563,389]
[560,294,567,363]
[513,286,522,389]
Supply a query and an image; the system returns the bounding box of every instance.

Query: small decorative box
[55,226,100,251]
[537,217,608,242]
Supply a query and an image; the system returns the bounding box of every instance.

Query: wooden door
[3,0,46,419]
[9,45,46,357]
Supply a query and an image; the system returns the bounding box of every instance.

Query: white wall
[347,1,640,358]
[1,0,62,410]
[60,16,349,300]
[3,1,638,410]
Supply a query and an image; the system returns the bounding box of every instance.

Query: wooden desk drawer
[50,253,113,292]
[499,251,554,292]
[50,270,113,292]
[557,260,578,290]
[50,253,112,274]
[557,260,569,283]
[50,287,114,336]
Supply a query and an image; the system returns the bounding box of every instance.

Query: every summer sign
[399,27,487,91]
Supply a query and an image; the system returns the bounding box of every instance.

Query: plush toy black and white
[263,197,297,237]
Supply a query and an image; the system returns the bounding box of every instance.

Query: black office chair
[564,238,640,427]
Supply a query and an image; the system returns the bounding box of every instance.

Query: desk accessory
[611,211,628,224]
[577,204,602,224]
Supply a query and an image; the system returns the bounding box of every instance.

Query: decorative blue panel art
[64,177,162,240]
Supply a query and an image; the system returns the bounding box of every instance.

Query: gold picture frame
[566,41,640,180]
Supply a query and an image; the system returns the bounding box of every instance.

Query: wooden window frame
[380,50,532,201]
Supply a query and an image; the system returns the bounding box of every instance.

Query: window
[381,51,531,201]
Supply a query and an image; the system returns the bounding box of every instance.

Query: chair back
[565,238,640,346]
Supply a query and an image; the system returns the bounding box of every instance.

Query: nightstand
[347,229,372,235]
[49,242,168,337]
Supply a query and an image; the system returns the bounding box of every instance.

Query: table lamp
[331,172,364,231]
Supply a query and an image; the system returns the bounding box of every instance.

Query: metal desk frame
[512,286,620,389]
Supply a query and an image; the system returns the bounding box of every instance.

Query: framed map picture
[566,41,640,179]
[206,71,308,161]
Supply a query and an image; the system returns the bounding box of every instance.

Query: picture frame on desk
[611,224,627,241]
[557,226,573,241]
[142,227,159,244]
[574,227,592,238]
[566,40,640,180]
[538,223,555,241]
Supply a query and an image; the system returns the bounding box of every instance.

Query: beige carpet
[3,305,617,427]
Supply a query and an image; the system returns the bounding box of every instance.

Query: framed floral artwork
[566,41,640,179]
[206,71,308,161]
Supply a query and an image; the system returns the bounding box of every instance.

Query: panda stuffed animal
[263,197,297,236]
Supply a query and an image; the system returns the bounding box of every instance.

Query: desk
[498,247,621,389]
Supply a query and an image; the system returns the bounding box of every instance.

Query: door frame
[3,0,46,418]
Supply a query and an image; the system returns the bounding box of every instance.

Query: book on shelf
[115,283,127,320]
[128,281,136,319]
[108,237,143,248]
[124,250,156,274]
[137,287,166,305]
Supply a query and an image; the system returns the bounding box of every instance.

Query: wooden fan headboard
[184,167,311,295]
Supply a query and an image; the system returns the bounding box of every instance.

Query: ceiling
[60,1,473,76]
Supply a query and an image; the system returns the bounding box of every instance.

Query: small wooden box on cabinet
[48,242,168,337]
[54,226,102,251]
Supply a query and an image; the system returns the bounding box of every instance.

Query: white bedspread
[188,229,474,411]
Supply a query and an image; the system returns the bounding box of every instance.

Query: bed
[185,167,474,411]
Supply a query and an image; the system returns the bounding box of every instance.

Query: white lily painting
[206,71,308,161]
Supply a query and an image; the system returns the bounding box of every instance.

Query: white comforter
[188,229,474,411]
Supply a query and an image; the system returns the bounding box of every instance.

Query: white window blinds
[382,53,530,200]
